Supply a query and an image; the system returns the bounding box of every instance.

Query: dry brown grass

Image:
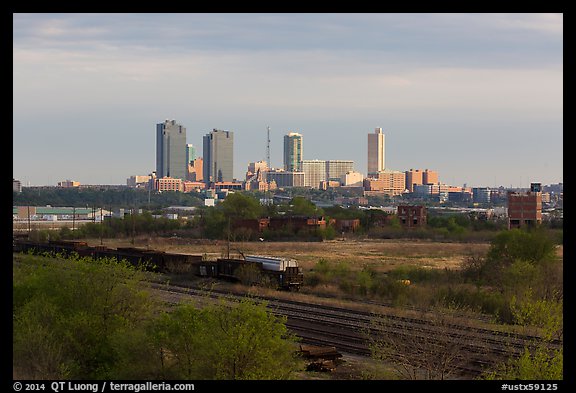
[91,236,491,273]
[84,235,554,337]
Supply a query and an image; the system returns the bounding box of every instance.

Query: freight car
[13,239,303,290]
[197,255,303,291]
[12,239,199,273]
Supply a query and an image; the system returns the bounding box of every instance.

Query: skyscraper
[284,132,303,171]
[156,120,187,181]
[203,129,234,184]
[367,127,385,176]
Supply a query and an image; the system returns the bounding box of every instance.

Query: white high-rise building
[301,160,326,188]
[326,160,354,182]
[367,127,385,176]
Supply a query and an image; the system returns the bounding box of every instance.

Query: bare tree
[365,310,488,380]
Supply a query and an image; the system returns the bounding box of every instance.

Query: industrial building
[397,205,427,228]
[507,183,542,229]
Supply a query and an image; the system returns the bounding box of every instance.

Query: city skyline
[13,13,563,188]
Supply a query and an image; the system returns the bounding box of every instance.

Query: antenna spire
[266,126,271,169]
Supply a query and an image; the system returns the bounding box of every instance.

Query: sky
[13,13,563,188]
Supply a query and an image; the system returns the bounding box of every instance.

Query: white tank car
[244,255,298,272]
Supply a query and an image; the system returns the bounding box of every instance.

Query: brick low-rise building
[397,205,427,228]
[334,218,361,233]
[507,184,542,229]
[155,177,183,192]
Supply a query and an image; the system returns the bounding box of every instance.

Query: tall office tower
[284,132,303,171]
[156,120,187,180]
[186,143,196,164]
[367,127,385,176]
[203,129,234,183]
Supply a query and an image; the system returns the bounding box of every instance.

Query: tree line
[27,192,561,245]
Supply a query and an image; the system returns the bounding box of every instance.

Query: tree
[149,299,302,379]
[465,228,558,287]
[366,310,488,380]
[13,254,303,380]
[200,207,227,239]
[288,196,323,217]
[219,192,263,220]
[487,228,556,266]
[13,254,156,379]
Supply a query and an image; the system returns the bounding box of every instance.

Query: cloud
[13,13,562,66]
[490,13,563,35]
[13,13,563,186]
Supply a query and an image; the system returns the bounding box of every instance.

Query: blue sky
[13,13,563,187]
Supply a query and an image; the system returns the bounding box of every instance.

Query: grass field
[90,236,562,272]
[90,236,495,273]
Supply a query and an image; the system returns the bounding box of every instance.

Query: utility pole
[100,206,103,245]
[227,216,231,259]
[131,207,135,245]
[266,126,272,206]
[27,205,31,238]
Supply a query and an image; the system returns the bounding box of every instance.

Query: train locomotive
[13,239,303,291]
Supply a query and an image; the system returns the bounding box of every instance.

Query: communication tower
[266,126,271,169]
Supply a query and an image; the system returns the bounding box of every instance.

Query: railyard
[13,235,563,380]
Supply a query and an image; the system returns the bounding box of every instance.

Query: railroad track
[14,253,561,379]
[148,280,562,379]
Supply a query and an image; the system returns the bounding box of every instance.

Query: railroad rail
[148,281,562,379]
[14,248,560,380]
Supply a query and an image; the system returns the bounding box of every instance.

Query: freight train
[12,238,303,291]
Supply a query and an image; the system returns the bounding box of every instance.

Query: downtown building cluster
[131,120,455,200]
[14,120,562,230]
[97,120,558,215]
